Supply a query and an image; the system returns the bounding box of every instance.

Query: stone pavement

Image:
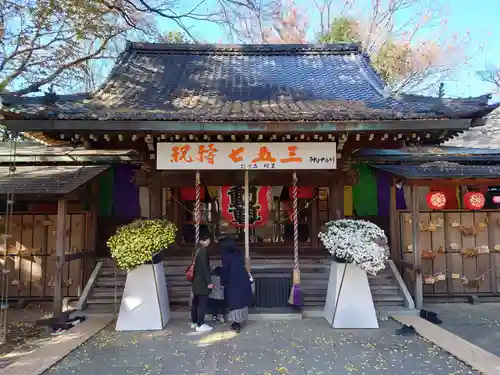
[44,318,479,375]
[427,302,500,357]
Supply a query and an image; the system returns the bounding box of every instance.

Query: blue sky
[437,1,500,99]
[157,0,500,100]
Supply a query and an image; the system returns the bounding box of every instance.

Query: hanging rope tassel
[195,171,201,248]
[289,170,301,307]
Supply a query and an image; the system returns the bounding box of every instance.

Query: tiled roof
[444,107,500,149]
[0,143,141,164]
[1,43,498,122]
[352,145,500,163]
[372,162,500,179]
[0,165,108,194]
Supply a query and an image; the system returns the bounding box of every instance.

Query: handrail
[388,260,415,310]
[76,261,103,311]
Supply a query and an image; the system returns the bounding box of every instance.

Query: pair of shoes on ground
[51,316,86,336]
[212,314,226,324]
[190,322,214,332]
[420,309,443,325]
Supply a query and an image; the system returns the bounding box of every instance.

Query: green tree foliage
[237,1,473,94]
[161,31,191,44]
[0,0,254,96]
[319,16,458,93]
[318,17,360,44]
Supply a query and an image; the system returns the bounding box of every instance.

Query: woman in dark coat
[220,237,253,332]
[190,232,213,332]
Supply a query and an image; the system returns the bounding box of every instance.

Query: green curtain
[98,166,114,217]
[83,184,91,211]
[352,164,378,216]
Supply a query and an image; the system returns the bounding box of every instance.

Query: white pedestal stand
[324,262,379,329]
[116,262,170,331]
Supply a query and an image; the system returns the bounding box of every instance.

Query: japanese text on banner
[157,142,337,170]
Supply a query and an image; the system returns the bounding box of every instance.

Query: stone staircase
[86,257,407,311]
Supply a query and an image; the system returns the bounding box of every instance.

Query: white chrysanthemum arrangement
[318,219,389,275]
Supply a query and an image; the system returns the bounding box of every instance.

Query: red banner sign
[220,186,270,228]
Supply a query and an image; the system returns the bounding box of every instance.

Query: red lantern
[464,192,485,210]
[426,191,447,210]
[181,187,206,201]
[220,186,270,228]
[288,186,313,199]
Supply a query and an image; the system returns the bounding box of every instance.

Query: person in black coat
[190,231,213,332]
[220,237,253,332]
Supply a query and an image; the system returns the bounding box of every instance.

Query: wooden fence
[0,212,94,299]
[399,210,500,296]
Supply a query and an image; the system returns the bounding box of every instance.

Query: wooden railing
[0,212,95,299]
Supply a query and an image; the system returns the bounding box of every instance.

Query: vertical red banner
[220,186,270,228]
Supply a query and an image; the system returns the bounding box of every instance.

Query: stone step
[91,260,404,309]
[301,286,400,294]
[374,300,405,307]
[100,258,331,267]
[303,294,403,302]
[372,294,405,302]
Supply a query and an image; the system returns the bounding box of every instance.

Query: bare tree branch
[0,0,262,95]
[477,63,500,92]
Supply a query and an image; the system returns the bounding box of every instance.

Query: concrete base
[116,263,170,331]
[324,262,379,329]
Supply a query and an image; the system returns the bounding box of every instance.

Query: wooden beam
[4,119,472,132]
[311,187,319,247]
[410,186,423,310]
[329,172,344,221]
[149,170,162,219]
[172,188,181,245]
[244,170,250,272]
[389,177,399,263]
[53,198,67,318]
[88,181,99,252]
[76,261,103,311]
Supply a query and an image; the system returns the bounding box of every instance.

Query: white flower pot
[323,261,379,329]
[115,262,170,331]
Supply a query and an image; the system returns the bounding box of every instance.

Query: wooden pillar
[244,170,251,271]
[389,177,399,263]
[149,170,162,219]
[411,185,423,309]
[88,181,99,251]
[329,172,344,221]
[85,180,99,281]
[172,188,181,245]
[311,187,319,247]
[53,198,67,318]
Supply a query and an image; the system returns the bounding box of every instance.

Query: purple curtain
[113,164,140,218]
[396,186,407,209]
[376,171,391,217]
